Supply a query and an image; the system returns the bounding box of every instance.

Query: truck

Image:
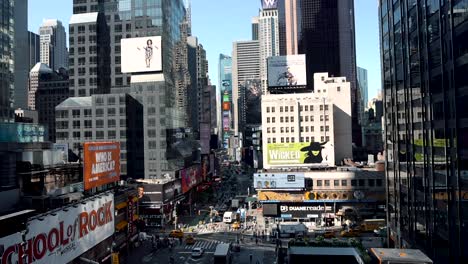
[223,211,239,224]
[360,219,386,232]
[278,222,308,238]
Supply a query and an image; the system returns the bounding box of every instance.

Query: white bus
[213,243,232,264]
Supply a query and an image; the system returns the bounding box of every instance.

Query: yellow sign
[112,253,119,264]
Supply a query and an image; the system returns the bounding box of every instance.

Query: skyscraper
[278,0,360,145]
[0,0,15,122]
[232,41,260,137]
[252,16,259,41]
[28,32,41,72]
[357,66,368,124]
[39,19,68,71]
[259,4,280,94]
[13,0,28,110]
[380,0,468,263]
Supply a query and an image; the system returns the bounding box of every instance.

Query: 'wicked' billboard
[265,142,335,167]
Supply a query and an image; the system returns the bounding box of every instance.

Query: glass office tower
[380,0,468,263]
[0,0,14,122]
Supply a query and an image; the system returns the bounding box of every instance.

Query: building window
[286,137,289,143]
[84,131,92,139]
[108,108,116,116]
[285,106,288,112]
[272,138,276,143]
[300,116,303,122]
[351,180,357,186]
[281,137,284,143]
[290,106,293,112]
[73,131,81,139]
[271,107,275,113]
[320,126,324,132]
[325,105,329,111]
[286,127,289,133]
[320,105,324,111]
[272,117,275,122]
[300,105,303,111]
[359,179,365,186]
[120,130,126,138]
[280,106,283,112]
[267,117,270,123]
[305,127,309,132]
[376,179,383,187]
[96,120,104,128]
[108,131,116,139]
[267,107,270,113]
[72,120,80,129]
[267,127,271,133]
[291,127,294,132]
[285,117,289,122]
[341,180,347,186]
[321,136,325,142]
[368,179,375,187]
[57,110,68,118]
[72,110,80,118]
[310,106,314,111]
[334,180,340,186]
[108,120,116,128]
[267,138,271,143]
[300,127,304,132]
[325,180,330,186]
[291,116,294,122]
[120,119,126,127]
[280,117,284,122]
[280,127,284,133]
[84,120,92,128]
[305,105,308,111]
[300,137,304,142]
[311,116,314,122]
[291,137,295,143]
[325,126,329,132]
[96,131,104,139]
[317,180,322,187]
[272,127,276,133]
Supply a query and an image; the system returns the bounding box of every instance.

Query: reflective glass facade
[0,0,14,122]
[380,0,468,263]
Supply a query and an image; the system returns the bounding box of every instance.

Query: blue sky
[28,0,381,101]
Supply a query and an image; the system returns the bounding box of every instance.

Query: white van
[223,212,234,223]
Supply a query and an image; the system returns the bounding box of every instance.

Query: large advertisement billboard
[262,202,334,218]
[266,142,334,167]
[121,36,162,73]
[243,79,262,125]
[267,55,307,87]
[137,180,182,206]
[261,0,278,10]
[0,194,114,264]
[254,173,305,189]
[181,165,202,193]
[83,142,120,190]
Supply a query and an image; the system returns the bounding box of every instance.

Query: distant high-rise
[380,0,468,263]
[232,40,260,137]
[252,16,259,40]
[0,0,15,122]
[357,66,368,124]
[28,32,41,71]
[259,7,279,94]
[13,0,28,110]
[39,19,68,71]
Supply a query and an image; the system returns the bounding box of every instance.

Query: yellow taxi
[340,229,361,237]
[169,229,184,238]
[185,235,195,244]
[324,231,336,238]
[231,221,241,229]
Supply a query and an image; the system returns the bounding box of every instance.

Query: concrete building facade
[55,94,144,179]
[258,8,280,94]
[0,0,15,122]
[261,73,352,169]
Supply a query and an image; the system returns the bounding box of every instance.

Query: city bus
[361,219,386,232]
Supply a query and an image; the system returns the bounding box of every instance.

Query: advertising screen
[181,165,202,193]
[0,123,47,143]
[267,55,307,87]
[83,142,120,190]
[223,94,230,102]
[121,36,162,73]
[262,204,278,216]
[0,194,114,264]
[223,116,230,131]
[137,180,181,206]
[254,173,305,189]
[261,0,278,10]
[243,79,262,125]
[266,142,334,167]
[222,102,231,111]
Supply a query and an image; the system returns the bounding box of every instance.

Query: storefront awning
[115,220,128,231]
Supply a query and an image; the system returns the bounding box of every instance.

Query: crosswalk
[183,239,224,250]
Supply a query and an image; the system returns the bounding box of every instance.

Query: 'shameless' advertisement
[0,193,115,264]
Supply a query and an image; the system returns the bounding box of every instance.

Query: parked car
[191,247,204,258]
[169,230,184,238]
[185,235,195,244]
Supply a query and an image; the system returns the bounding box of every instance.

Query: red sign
[222,102,231,111]
[83,142,121,190]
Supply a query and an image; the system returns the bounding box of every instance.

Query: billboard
[254,173,305,189]
[267,55,307,87]
[243,78,262,125]
[266,142,334,166]
[222,94,230,102]
[262,202,334,218]
[223,116,230,131]
[137,180,181,206]
[222,102,231,111]
[0,123,47,143]
[121,36,162,73]
[180,165,202,193]
[0,194,114,264]
[261,0,278,10]
[83,142,120,190]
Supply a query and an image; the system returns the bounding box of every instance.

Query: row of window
[266,105,329,113]
[265,126,330,133]
[56,119,127,129]
[314,179,383,188]
[57,130,127,140]
[266,136,330,143]
[57,107,126,118]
